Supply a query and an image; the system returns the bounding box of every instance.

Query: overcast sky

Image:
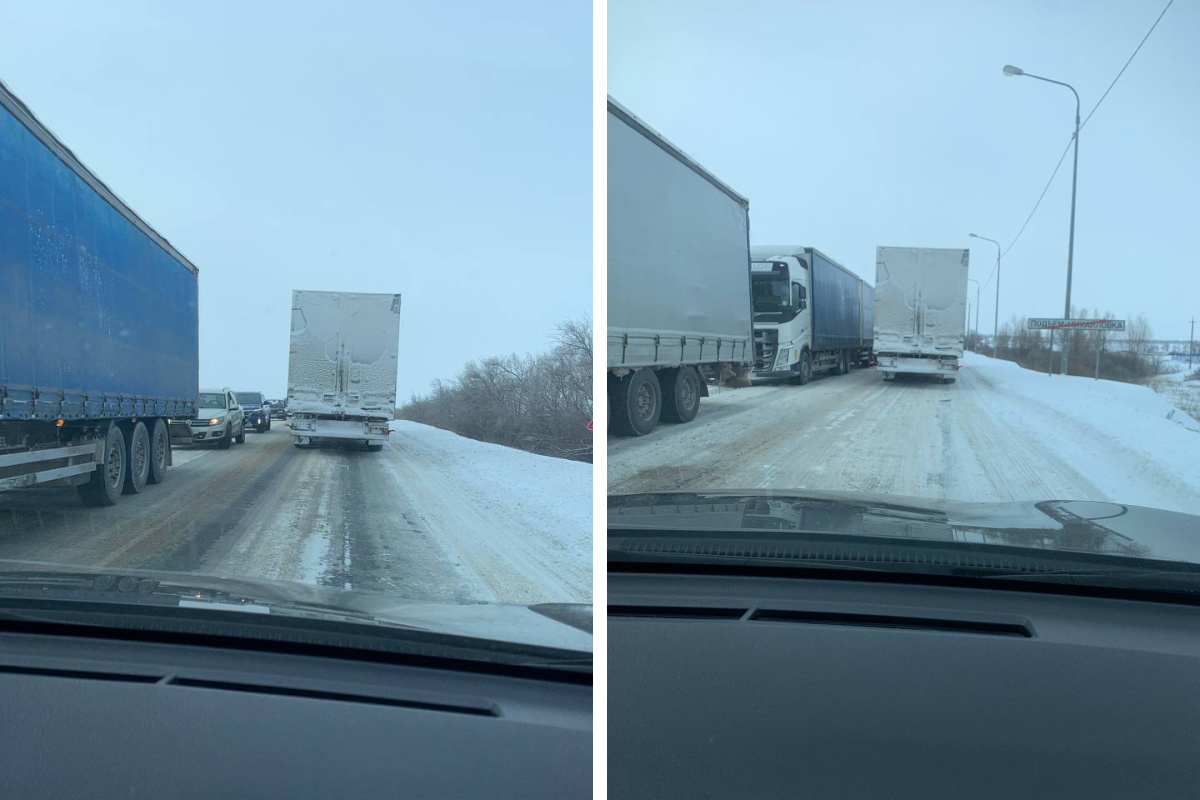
[609,0,1199,342]
[0,0,590,400]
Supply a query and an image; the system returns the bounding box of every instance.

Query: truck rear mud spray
[873,247,969,383]
[286,291,401,450]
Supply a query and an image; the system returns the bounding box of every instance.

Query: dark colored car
[268,399,287,420]
[235,391,271,432]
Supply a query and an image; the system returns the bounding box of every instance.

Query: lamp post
[1003,64,1080,376]
[969,234,1001,358]
[966,277,981,348]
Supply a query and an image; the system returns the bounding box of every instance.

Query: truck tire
[148,418,169,485]
[235,422,246,444]
[839,351,850,375]
[122,421,151,495]
[218,424,233,449]
[615,368,661,436]
[790,351,813,385]
[661,366,701,424]
[78,425,126,507]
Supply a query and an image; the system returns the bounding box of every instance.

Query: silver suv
[170,388,246,449]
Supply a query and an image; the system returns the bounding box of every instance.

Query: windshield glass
[607,1,1200,583]
[751,270,791,313]
[0,0,591,657]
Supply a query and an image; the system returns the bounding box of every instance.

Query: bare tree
[1123,313,1153,360]
[397,318,593,462]
[995,318,1014,353]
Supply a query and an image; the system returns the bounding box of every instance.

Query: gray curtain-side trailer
[607,97,753,436]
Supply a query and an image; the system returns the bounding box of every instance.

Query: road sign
[1027,318,1126,331]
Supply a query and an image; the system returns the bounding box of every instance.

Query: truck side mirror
[793,283,807,311]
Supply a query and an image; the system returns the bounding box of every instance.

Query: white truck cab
[751,246,873,385]
[751,254,811,381]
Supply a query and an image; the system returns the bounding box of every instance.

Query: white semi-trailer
[873,247,968,383]
[287,290,401,449]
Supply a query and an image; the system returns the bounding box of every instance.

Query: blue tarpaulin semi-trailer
[810,250,865,350]
[0,78,198,504]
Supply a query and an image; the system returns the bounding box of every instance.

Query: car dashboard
[0,629,591,798]
[608,569,1200,799]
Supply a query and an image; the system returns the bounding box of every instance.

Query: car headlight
[209,417,221,426]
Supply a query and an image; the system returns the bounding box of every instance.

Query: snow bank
[962,352,1200,511]
[388,421,592,541]
[388,421,592,601]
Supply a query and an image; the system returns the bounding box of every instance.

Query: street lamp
[969,233,1001,358]
[1003,64,1081,376]
[966,277,981,345]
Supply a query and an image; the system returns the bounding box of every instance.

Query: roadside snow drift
[383,420,593,604]
[958,352,1199,511]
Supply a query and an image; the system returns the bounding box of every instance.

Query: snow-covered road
[609,352,1200,515]
[0,422,592,604]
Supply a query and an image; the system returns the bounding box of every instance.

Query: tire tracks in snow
[607,364,1145,505]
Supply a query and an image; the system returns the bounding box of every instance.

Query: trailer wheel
[839,351,850,375]
[122,421,150,494]
[661,366,701,424]
[615,368,661,436]
[78,425,127,507]
[790,351,813,385]
[148,419,170,484]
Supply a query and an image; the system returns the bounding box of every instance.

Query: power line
[998,141,1072,263]
[999,0,1175,260]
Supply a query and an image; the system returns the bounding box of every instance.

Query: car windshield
[0,1,592,658]
[607,1,1200,586]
